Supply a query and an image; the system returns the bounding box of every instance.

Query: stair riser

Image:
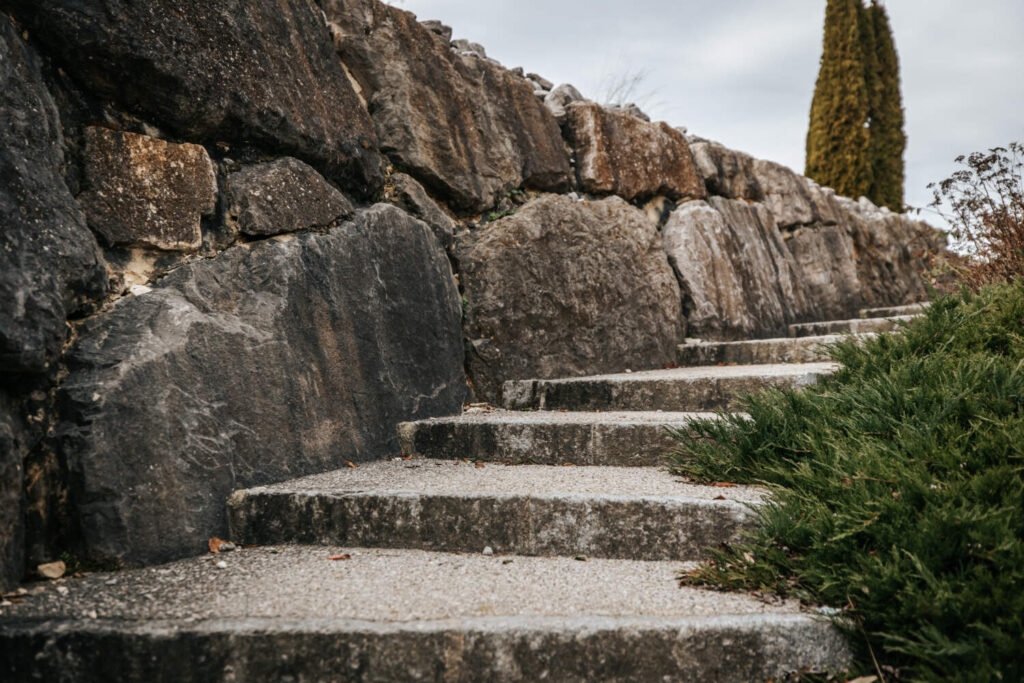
[789,316,915,338]
[860,303,928,318]
[0,615,851,683]
[503,373,821,412]
[678,338,839,366]
[228,491,755,562]
[397,420,688,466]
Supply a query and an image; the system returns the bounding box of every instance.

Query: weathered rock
[527,73,554,91]
[606,103,651,122]
[0,390,24,591]
[663,197,812,340]
[384,173,457,248]
[77,128,217,251]
[689,139,764,201]
[564,102,705,202]
[7,0,383,195]
[751,159,842,229]
[544,84,585,123]
[419,19,452,43]
[458,195,684,402]
[224,157,353,238]
[323,0,570,212]
[0,18,108,374]
[839,199,935,310]
[451,38,487,58]
[57,205,466,567]
[785,224,864,320]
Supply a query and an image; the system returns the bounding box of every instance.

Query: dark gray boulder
[458,195,684,402]
[321,0,570,212]
[57,205,466,567]
[0,17,108,374]
[5,0,383,196]
[224,157,354,238]
[0,390,24,591]
[384,173,457,249]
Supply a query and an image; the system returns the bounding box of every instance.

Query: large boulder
[57,205,466,567]
[564,102,706,202]
[458,195,684,401]
[78,128,217,251]
[6,0,383,196]
[751,159,842,229]
[663,197,813,340]
[688,138,764,201]
[0,18,108,374]
[383,173,457,249]
[224,157,354,238]
[785,224,864,321]
[321,0,570,212]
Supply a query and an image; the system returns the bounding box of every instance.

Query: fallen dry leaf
[328,554,351,561]
[474,462,485,469]
[713,495,728,501]
[346,461,358,468]
[209,537,227,553]
[713,482,738,488]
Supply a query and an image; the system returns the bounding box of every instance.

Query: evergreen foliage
[671,284,1024,680]
[806,0,905,210]
[868,1,907,211]
[806,0,872,200]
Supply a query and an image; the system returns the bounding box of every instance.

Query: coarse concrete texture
[789,315,918,338]
[502,363,836,412]
[227,460,765,562]
[677,335,855,366]
[0,547,851,682]
[398,409,715,466]
[859,303,929,318]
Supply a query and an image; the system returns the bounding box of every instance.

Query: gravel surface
[0,547,799,623]
[247,459,767,503]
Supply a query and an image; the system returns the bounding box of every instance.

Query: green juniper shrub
[671,283,1024,681]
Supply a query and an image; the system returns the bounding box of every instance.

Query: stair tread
[514,362,838,384]
[236,459,765,505]
[408,409,717,425]
[0,546,806,625]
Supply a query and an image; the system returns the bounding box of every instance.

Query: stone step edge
[396,411,716,467]
[227,488,759,562]
[788,314,918,338]
[859,302,929,318]
[0,613,851,682]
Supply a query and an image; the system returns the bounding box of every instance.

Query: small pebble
[215,560,228,569]
[482,546,494,556]
[105,579,118,586]
[56,586,69,596]
[87,610,98,619]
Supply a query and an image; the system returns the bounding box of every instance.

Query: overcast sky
[395,0,1024,224]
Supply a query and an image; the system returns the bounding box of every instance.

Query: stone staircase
[0,307,923,681]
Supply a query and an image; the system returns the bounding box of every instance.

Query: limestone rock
[544,84,585,123]
[78,128,216,251]
[663,198,812,340]
[564,102,705,202]
[0,18,108,374]
[451,38,487,58]
[322,0,570,212]
[57,205,466,567]
[689,139,764,201]
[419,20,452,43]
[7,0,383,196]
[751,159,842,229]
[458,195,684,401]
[528,73,554,91]
[385,173,457,248]
[225,157,353,238]
[785,224,864,321]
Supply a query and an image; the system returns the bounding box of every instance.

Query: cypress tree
[867,1,906,211]
[805,0,872,200]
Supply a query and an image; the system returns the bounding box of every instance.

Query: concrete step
[228,460,764,562]
[859,302,929,318]
[0,546,851,682]
[398,409,715,467]
[678,335,852,366]
[502,363,835,412]
[789,315,917,338]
